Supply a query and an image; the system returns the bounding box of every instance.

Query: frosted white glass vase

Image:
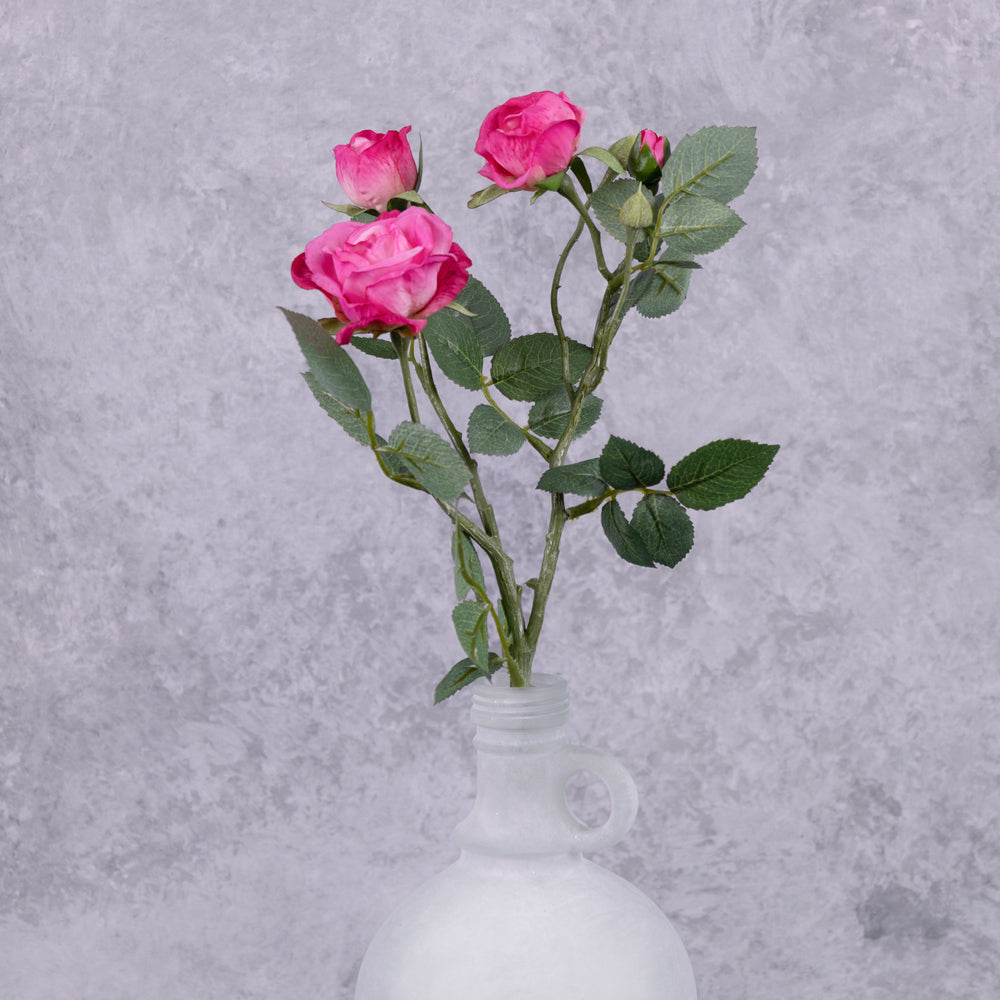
[354,673,697,1000]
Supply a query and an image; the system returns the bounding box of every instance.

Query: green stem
[524,492,566,654]
[550,214,586,344]
[413,335,529,685]
[556,177,612,281]
[564,485,677,521]
[454,533,513,664]
[593,228,638,372]
[363,411,423,490]
[565,229,639,455]
[524,230,641,655]
[391,332,421,423]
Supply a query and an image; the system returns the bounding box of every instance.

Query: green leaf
[667,438,779,510]
[608,134,638,164]
[452,600,491,669]
[434,653,503,704]
[454,277,511,356]
[536,458,606,497]
[657,195,745,255]
[382,422,472,502]
[301,372,370,445]
[281,308,372,411]
[452,528,487,600]
[527,388,602,440]
[372,432,413,479]
[631,494,694,567]
[590,179,645,243]
[467,405,524,456]
[490,333,592,402]
[350,335,397,359]
[601,499,655,567]
[422,308,484,391]
[627,259,694,318]
[598,436,665,489]
[660,125,758,205]
[468,183,513,209]
[578,146,627,174]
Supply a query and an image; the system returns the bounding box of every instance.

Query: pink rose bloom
[475,91,586,191]
[334,126,419,212]
[638,129,667,167]
[291,206,471,345]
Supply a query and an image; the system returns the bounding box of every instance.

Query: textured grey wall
[2,1,998,997]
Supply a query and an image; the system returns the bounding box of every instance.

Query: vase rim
[469,673,569,730]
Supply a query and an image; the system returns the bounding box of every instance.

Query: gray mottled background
[2,1,998,997]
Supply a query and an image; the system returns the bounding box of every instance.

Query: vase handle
[560,745,639,852]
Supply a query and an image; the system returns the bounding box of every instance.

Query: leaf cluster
[584,125,757,319]
[538,436,779,568]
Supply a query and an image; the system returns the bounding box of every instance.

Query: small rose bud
[618,187,654,229]
[629,129,669,186]
[638,129,668,167]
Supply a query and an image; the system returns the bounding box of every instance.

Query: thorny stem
[412,334,529,685]
[381,187,644,689]
[524,227,641,659]
[557,176,612,281]
[392,332,421,423]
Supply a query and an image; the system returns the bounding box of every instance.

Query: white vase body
[354,674,697,1000]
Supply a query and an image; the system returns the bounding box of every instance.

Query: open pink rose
[475,91,585,191]
[334,126,419,212]
[638,129,667,167]
[291,206,471,345]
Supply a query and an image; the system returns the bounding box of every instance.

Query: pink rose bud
[333,126,419,212]
[291,206,471,345]
[638,129,667,167]
[475,91,586,191]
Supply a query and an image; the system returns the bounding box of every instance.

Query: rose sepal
[322,201,375,218]
[385,190,429,212]
[468,183,514,209]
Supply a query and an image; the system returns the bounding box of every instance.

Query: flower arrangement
[283,91,778,702]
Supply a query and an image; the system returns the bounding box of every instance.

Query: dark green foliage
[600,499,654,567]
[434,653,504,704]
[668,439,780,510]
[598,436,665,489]
[527,388,602,440]
[490,333,591,402]
[631,494,694,567]
[536,458,606,497]
[467,405,525,456]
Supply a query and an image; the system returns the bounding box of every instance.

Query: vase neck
[453,674,638,857]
